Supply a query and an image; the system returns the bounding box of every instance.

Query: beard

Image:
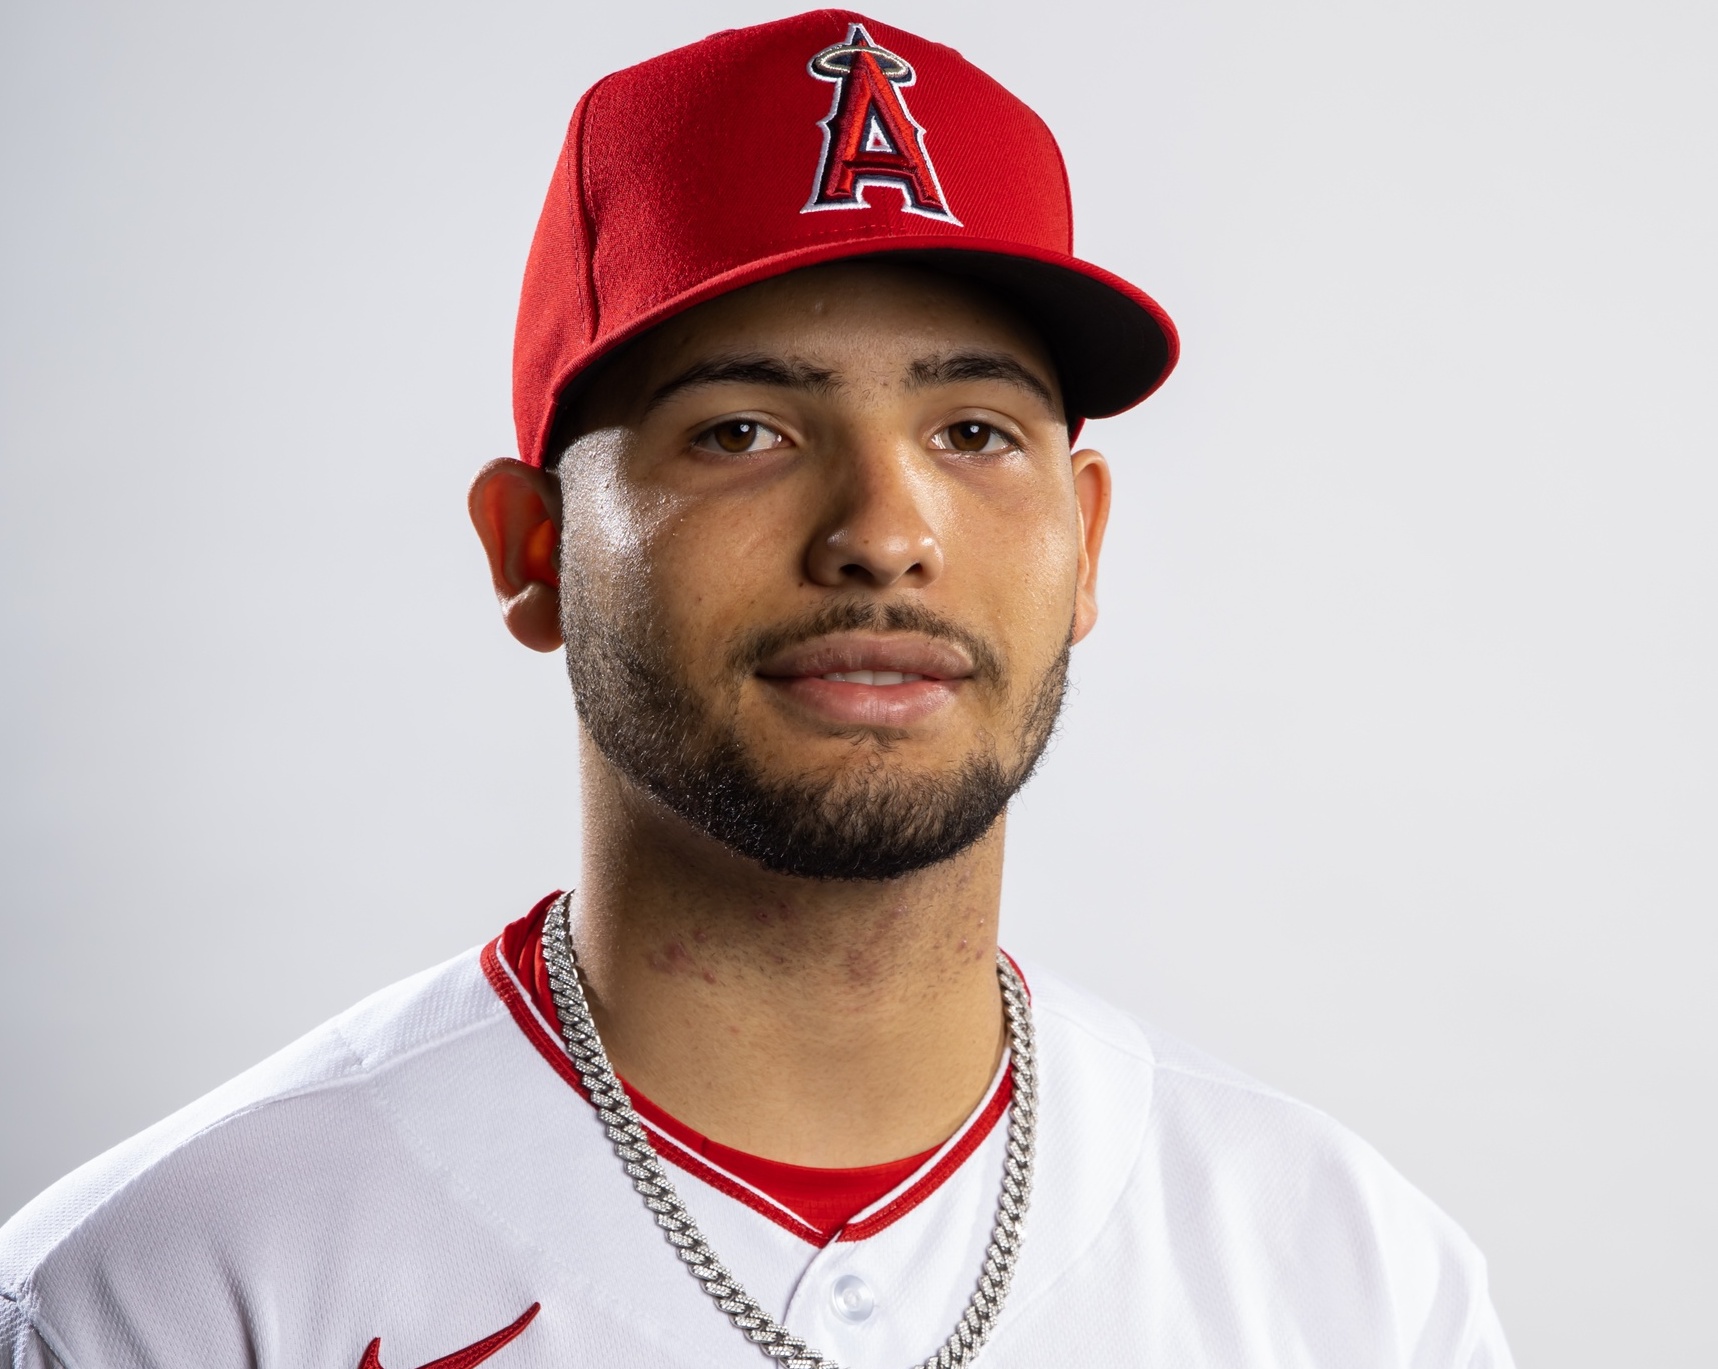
[560,579,1070,882]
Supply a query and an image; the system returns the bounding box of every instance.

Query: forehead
[580,261,1060,420]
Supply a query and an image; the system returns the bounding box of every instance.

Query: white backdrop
[2,1,1713,1363]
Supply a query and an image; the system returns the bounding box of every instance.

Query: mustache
[731,599,1006,686]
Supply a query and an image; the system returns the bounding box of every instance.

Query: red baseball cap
[513,9,1179,467]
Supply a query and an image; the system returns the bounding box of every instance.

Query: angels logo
[803,25,957,222]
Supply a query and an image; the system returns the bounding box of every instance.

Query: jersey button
[830,1274,875,1323]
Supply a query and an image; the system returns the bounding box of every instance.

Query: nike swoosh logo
[358,1303,540,1369]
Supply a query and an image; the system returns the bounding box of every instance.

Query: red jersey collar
[482,892,1014,1246]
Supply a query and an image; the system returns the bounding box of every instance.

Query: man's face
[552,262,1109,880]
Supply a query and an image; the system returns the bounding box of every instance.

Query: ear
[468,458,563,652]
[1069,448,1111,644]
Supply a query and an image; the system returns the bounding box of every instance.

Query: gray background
[2,0,1713,1363]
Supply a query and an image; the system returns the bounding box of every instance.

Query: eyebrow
[642,354,841,414]
[904,350,1059,412]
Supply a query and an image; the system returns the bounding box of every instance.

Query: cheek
[567,482,794,671]
[560,468,679,645]
[560,435,682,586]
[645,501,798,638]
[564,462,663,566]
[949,477,1082,639]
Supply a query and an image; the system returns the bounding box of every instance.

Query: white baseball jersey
[1,906,1514,1369]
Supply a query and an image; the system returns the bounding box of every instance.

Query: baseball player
[1,12,1514,1368]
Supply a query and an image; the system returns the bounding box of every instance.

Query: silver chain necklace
[541,893,1036,1369]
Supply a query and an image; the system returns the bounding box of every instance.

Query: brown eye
[938,420,1013,455]
[693,419,783,455]
[949,421,991,451]
[711,420,761,452]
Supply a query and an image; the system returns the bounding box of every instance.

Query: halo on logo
[810,39,912,82]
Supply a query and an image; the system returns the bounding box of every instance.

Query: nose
[803,438,945,589]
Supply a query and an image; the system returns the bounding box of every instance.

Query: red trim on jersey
[841,1071,1011,1241]
[481,895,1014,1246]
[621,1086,938,1241]
[482,907,831,1242]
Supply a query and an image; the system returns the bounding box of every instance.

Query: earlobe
[1070,449,1111,644]
[467,458,565,653]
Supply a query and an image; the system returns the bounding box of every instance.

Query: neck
[568,732,1008,1168]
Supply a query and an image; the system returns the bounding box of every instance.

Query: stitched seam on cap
[571,77,609,342]
[1052,126,1074,250]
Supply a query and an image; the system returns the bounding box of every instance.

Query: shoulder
[1025,960,1439,1203]
[1013,962,1510,1368]
[0,947,512,1359]
[1023,959,1322,1151]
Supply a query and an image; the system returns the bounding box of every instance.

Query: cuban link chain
[541,892,1036,1369]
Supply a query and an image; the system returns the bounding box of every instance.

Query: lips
[755,633,974,728]
[818,669,924,685]
[756,634,975,683]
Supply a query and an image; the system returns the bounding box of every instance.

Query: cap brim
[874,245,1179,419]
[538,234,1176,463]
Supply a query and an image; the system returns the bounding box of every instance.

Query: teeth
[821,671,924,685]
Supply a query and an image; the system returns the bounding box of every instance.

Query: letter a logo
[803,25,957,222]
